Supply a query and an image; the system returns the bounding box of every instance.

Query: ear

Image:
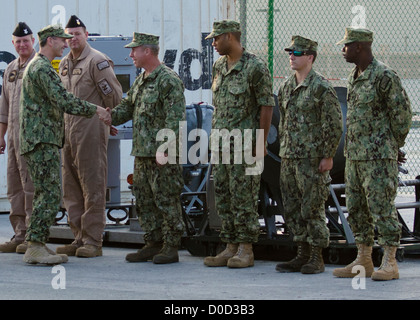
[308,55,314,63]
[143,46,152,55]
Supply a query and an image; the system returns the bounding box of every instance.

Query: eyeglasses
[288,50,306,57]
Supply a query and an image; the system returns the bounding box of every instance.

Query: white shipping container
[0,0,236,211]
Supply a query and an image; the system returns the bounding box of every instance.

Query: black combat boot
[125,241,163,262]
[276,242,310,272]
[300,245,325,274]
[153,245,179,264]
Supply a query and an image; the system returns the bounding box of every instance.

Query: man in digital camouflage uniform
[55,15,122,258]
[0,22,35,254]
[110,33,186,264]
[20,24,111,265]
[333,28,412,281]
[203,20,274,268]
[275,36,343,274]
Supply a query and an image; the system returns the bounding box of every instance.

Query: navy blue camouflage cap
[38,24,73,42]
[336,27,373,45]
[285,35,318,52]
[205,20,241,39]
[125,32,160,48]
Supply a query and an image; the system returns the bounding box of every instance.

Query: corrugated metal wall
[0,0,235,101]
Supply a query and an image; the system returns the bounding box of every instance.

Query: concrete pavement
[1,213,420,301]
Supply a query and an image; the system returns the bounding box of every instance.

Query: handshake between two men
[97,106,112,126]
[96,106,118,137]
[96,107,169,166]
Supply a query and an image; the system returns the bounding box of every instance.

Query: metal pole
[239,0,247,48]
[267,0,274,78]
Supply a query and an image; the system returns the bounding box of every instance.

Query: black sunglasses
[288,50,306,57]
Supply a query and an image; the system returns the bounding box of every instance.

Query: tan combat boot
[153,246,179,264]
[76,245,103,258]
[371,246,399,281]
[45,245,68,263]
[56,244,79,256]
[23,241,67,265]
[333,243,374,278]
[227,243,254,268]
[126,241,163,262]
[276,242,310,272]
[0,239,22,253]
[204,243,238,267]
[300,245,325,274]
[25,242,69,261]
[16,241,28,254]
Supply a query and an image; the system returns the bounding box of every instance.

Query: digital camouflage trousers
[213,160,261,244]
[280,158,331,248]
[345,158,401,247]
[132,157,185,247]
[23,143,61,244]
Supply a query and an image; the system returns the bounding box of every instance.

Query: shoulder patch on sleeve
[97,60,110,71]
[380,75,391,91]
[252,69,264,85]
[98,79,113,95]
[161,81,174,96]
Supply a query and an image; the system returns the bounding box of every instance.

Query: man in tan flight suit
[55,15,122,258]
[0,22,35,253]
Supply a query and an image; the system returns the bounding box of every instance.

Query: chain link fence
[235,0,420,194]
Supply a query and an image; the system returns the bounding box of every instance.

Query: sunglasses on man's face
[288,50,306,57]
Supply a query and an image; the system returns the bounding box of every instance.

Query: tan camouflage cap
[125,32,160,48]
[336,27,373,45]
[205,20,241,39]
[284,35,318,52]
[38,24,73,42]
